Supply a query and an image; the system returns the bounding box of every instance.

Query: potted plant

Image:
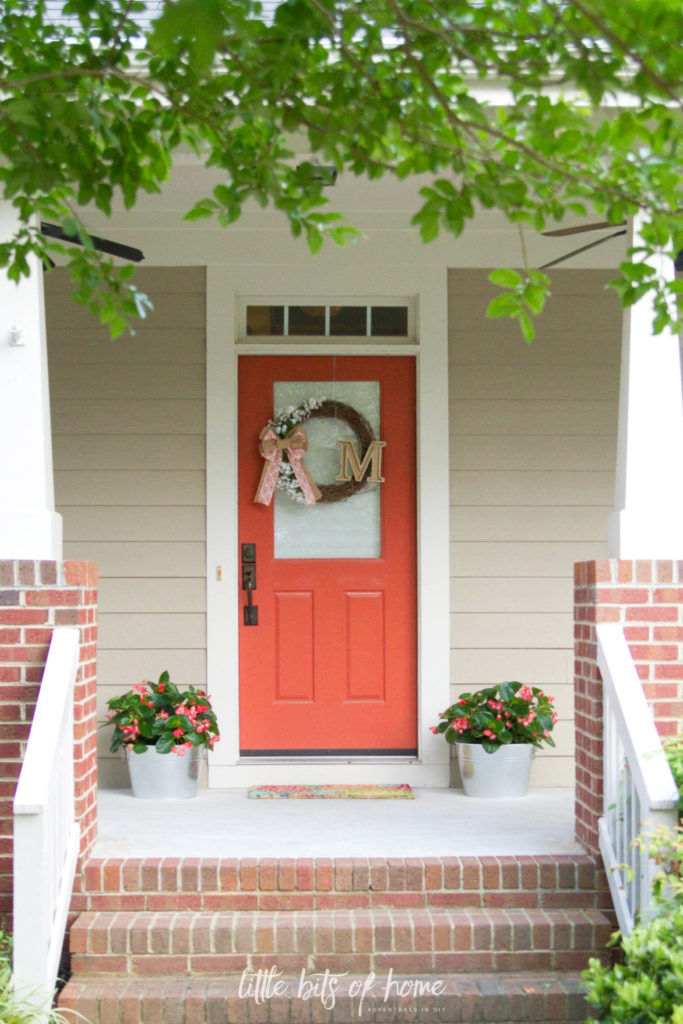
[104,671,220,799]
[430,681,558,798]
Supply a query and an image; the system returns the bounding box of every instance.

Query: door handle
[244,577,258,626]
[241,547,258,626]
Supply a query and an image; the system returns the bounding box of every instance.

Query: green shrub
[664,735,683,817]
[0,930,72,1024]
[583,907,683,1024]
[583,734,683,1022]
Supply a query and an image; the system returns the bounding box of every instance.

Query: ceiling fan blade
[542,221,626,238]
[539,229,627,270]
[40,222,144,262]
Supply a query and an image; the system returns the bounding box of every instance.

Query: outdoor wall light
[8,324,24,346]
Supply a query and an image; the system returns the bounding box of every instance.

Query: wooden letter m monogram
[335,440,386,484]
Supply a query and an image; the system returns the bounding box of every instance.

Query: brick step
[74,853,610,913]
[68,906,613,976]
[58,970,591,1022]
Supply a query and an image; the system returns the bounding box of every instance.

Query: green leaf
[518,310,536,342]
[486,293,520,318]
[184,204,218,222]
[307,230,324,254]
[523,285,547,315]
[60,216,80,238]
[488,269,523,288]
[498,682,518,701]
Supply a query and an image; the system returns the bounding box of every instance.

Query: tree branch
[566,0,682,105]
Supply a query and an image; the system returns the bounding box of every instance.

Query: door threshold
[238,756,421,765]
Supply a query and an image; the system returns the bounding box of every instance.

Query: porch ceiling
[71,162,628,270]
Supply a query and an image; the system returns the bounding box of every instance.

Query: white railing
[597,622,679,934]
[13,627,81,1012]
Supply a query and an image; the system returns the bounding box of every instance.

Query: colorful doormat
[248,784,414,799]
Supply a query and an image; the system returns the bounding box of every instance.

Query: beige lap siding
[448,269,621,787]
[45,264,621,790]
[46,268,207,787]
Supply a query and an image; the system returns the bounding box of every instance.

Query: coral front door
[238,356,417,755]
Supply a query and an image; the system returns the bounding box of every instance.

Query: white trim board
[205,263,451,788]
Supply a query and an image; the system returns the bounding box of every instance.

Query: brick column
[575,559,683,855]
[0,560,97,918]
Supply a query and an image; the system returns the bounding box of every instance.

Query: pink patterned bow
[254,424,322,506]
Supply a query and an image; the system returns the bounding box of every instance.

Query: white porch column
[607,215,683,557]
[0,202,62,558]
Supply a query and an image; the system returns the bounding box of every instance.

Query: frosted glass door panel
[273,381,381,559]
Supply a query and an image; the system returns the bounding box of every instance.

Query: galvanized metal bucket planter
[125,744,202,799]
[456,742,535,798]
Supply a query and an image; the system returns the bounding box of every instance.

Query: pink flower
[429,726,438,734]
[172,728,184,737]
[450,716,469,733]
[157,683,165,693]
[209,735,220,746]
[519,685,533,702]
[172,745,186,757]
[133,681,148,696]
[159,710,169,719]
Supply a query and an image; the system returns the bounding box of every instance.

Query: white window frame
[237,295,417,344]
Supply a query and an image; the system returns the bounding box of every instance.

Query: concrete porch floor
[94,787,581,858]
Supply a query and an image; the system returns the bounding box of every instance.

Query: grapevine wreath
[255,397,377,504]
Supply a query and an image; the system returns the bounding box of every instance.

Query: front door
[238,355,416,755]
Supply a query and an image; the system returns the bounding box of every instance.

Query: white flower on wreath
[269,397,326,502]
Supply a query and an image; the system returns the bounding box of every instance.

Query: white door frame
[205,263,451,787]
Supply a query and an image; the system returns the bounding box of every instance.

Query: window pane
[371,306,408,336]
[288,306,326,335]
[273,381,381,559]
[246,305,284,335]
[329,306,367,336]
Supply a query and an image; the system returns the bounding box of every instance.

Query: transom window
[238,300,415,343]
